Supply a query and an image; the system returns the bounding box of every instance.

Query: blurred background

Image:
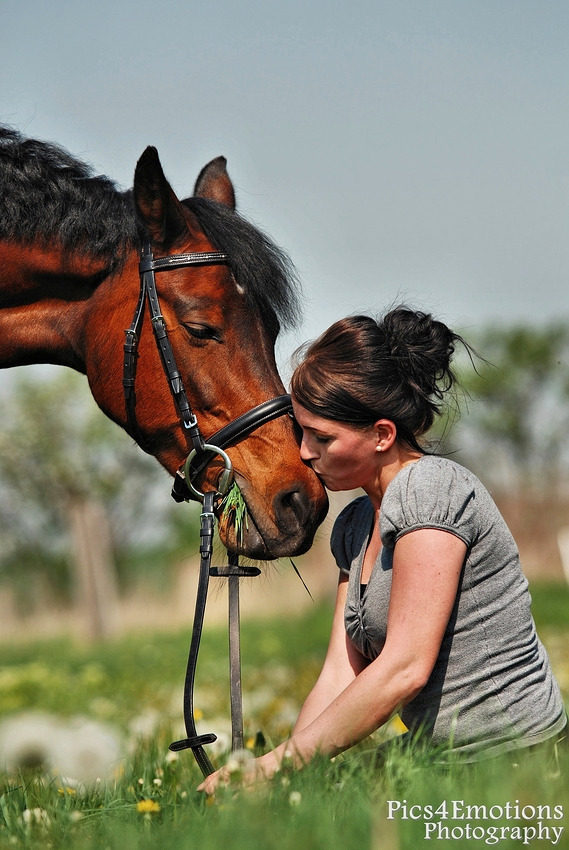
[1,0,568,637]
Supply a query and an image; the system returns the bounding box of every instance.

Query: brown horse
[0,127,327,559]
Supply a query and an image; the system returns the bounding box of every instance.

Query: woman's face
[291,401,381,492]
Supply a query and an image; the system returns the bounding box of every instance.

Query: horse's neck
[0,241,114,371]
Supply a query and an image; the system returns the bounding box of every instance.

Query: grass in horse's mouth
[221,482,249,544]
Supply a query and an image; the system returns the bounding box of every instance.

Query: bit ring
[184,444,234,502]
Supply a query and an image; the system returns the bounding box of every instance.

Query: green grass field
[0,583,566,849]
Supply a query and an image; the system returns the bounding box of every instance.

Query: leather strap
[169,491,218,775]
[124,242,228,454]
[171,394,293,503]
[141,242,205,452]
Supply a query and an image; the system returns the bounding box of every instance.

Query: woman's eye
[184,324,221,341]
[314,435,331,445]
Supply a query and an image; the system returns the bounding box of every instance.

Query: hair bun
[381,308,457,401]
[291,305,471,449]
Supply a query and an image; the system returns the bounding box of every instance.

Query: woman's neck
[365,445,423,511]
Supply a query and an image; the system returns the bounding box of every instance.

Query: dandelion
[0,712,122,784]
[153,778,162,787]
[392,715,408,734]
[0,713,59,772]
[165,751,179,764]
[289,791,302,806]
[138,778,144,786]
[57,786,77,796]
[136,799,161,814]
[196,718,231,757]
[226,749,253,776]
[22,808,51,827]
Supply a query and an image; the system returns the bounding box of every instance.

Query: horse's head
[86,147,327,559]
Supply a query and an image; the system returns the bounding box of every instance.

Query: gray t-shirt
[331,455,566,761]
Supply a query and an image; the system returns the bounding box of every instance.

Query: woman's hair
[290,307,469,452]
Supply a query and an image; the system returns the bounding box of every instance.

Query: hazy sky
[2,0,567,368]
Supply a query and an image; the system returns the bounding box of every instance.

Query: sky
[1,0,568,372]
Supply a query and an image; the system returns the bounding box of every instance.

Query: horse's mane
[0,126,301,330]
[0,126,139,266]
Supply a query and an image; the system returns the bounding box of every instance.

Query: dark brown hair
[291,308,468,452]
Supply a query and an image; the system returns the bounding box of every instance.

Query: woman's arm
[198,528,466,792]
[292,573,368,734]
[272,528,466,763]
[198,574,367,793]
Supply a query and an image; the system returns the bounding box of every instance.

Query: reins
[123,241,294,777]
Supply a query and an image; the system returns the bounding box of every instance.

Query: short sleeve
[330,496,370,574]
[380,457,478,550]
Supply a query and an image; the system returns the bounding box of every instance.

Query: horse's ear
[194,156,236,210]
[133,147,190,249]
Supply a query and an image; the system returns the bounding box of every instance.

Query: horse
[0,127,328,560]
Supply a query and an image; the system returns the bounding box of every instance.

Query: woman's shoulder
[389,454,481,494]
[380,455,483,547]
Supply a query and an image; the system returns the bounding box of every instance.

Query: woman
[199,308,566,793]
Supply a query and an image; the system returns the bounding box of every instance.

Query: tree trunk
[67,497,120,640]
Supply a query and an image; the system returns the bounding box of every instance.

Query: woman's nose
[300,436,318,462]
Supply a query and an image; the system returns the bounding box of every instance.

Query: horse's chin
[216,509,315,560]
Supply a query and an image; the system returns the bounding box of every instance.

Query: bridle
[123,240,293,482]
[123,240,294,777]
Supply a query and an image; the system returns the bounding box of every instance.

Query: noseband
[122,240,294,777]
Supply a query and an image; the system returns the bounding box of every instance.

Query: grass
[0,585,565,849]
[220,482,249,545]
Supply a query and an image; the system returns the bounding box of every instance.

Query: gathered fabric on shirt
[330,456,566,761]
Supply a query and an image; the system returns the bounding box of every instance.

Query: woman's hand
[197,749,283,795]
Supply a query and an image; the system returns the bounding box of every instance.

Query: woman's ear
[374,419,397,452]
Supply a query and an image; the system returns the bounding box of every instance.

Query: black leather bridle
[123,240,293,485]
[122,240,294,777]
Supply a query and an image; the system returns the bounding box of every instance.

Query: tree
[449,324,569,495]
[0,368,176,639]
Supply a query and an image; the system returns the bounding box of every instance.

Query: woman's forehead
[291,401,366,435]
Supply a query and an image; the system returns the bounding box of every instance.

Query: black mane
[0,126,301,330]
[0,126,139,267]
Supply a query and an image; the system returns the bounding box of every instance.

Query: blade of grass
[220,483,249,546]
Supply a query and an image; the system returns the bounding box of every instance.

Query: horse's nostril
[275,488,310,533]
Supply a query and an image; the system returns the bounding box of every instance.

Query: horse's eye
[184,324,221,342]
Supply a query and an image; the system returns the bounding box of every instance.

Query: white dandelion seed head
[225,748,253,774]
[196,717,232,758]
[0,713,122,784]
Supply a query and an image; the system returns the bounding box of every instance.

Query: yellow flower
[136,799,161,814]
[392,716,408,734]
[58,786,77,796]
